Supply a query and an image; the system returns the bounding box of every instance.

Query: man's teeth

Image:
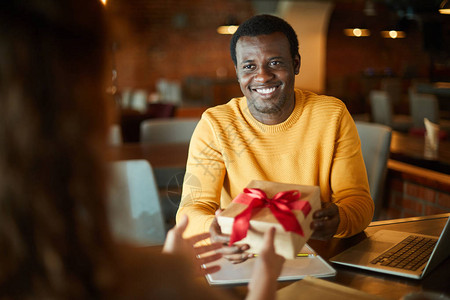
[255,87,276,94]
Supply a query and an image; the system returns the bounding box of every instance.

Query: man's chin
[253,104,282,114]
[252,98,285,114]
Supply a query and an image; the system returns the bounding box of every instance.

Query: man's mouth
[252,86,278,95]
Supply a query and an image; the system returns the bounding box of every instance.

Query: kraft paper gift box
[217,180,321,259]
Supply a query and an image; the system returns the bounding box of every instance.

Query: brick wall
[383,169,450,219]
[106,0,254,96]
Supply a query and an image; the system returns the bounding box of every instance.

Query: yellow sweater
[177,89,373,238]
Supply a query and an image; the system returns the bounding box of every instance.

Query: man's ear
[294,54,301,75]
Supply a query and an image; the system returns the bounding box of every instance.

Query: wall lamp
[343,28,371,37]
[440,0,450,14]
[217,16,239,35]
[217,25,238,35]
[381,30,406,39]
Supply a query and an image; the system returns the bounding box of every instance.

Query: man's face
[235,32,300,120]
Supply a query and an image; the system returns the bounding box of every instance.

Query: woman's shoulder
[107,245,231,300]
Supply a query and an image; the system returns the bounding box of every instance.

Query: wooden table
[223,214,450,300]
[107,142,189,169]
[390,131,450,174]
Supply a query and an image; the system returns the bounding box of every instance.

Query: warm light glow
[217,25,238,35]
[100,0,107,5]
[343,28,370,37]
[440,0,450,14]
[381,30,405,39]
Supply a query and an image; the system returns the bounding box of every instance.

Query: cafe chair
[140,118,200,144]
[355,121,392,220]
[381,77,402,106]
[129,89,149,113]
[409,91,440,129]
[108,159,166,246]
[369,90,412,132]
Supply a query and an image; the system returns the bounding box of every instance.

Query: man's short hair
[230,14,300,66]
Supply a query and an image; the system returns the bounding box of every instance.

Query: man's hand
[210,210,253,264]
[310,202,340,241]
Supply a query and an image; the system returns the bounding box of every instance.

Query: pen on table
[253,253,316,257]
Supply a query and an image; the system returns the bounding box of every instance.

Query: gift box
[217,180,321,259]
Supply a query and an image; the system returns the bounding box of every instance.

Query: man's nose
[254,66,274,82]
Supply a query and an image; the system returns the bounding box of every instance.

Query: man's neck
[249,97,296,125]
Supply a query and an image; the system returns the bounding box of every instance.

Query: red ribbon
[229,188,311,245]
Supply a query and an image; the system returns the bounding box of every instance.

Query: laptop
[330,216,450,279]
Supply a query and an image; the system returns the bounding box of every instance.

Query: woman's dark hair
[0,1,115,298]
[230,14,300,66]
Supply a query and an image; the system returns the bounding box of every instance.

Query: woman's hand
[247,227,285,300]
[163,214,223,276]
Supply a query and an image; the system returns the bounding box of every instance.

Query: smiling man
[176,14,373,262]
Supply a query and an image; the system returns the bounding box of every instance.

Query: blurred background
[102,0,450,118]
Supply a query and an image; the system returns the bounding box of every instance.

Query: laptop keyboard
[370,235,437,271]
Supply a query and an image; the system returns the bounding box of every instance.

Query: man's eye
[270,61,281,66]
[243,65,254,70]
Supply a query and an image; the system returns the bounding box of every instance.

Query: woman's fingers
[188,232,211,245]
[194,242,222,255]
[195,252,223,275]
[199,265,221,275]
[262,227,276,252]
[197,252,223,265]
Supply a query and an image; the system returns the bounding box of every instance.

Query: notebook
[205,244,336,285]
[330,217,450,279]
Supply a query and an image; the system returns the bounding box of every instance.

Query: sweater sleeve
[331,109,374,237]
[176,115,226,238]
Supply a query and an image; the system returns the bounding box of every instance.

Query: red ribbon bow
[229,188,311,245]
